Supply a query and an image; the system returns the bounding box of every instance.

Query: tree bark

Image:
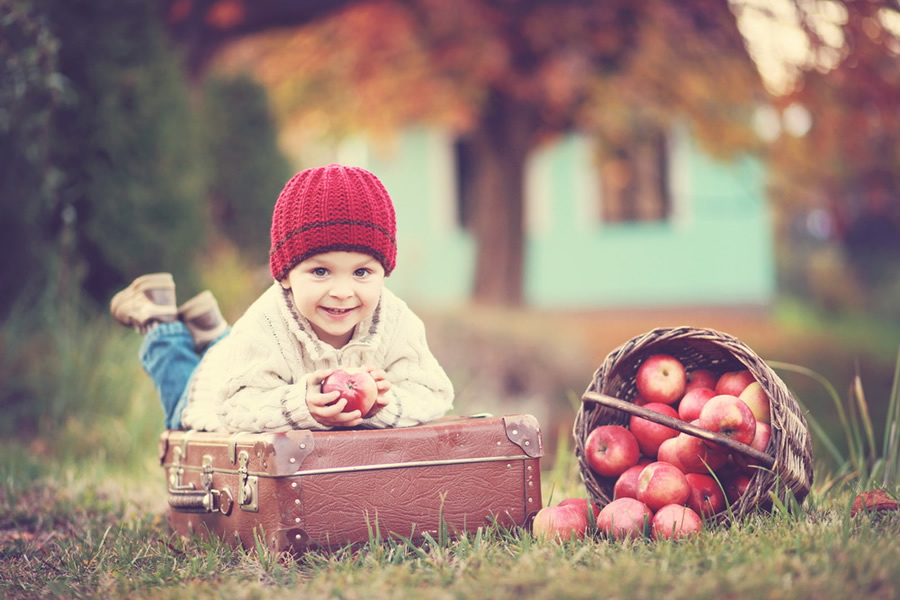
[467,89,541,306]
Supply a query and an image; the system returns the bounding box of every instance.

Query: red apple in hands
[677,387,717,422]
[629,402,681,457]
[636,354,687,404]
[685,369,717,392]
[596,498,654,540]
[715,369,756,397]
[699,394,757,447]
[651,504,703,540]
[636,462,691,512]
[533,502,591,540]
[685,473,727,517]
[585,425,641,477]
[320,368,378,416]
[739,382,771,425]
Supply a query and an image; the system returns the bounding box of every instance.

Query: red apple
[734,422,772,470]
[585,425,641,478]
[635,354,687,405]
[739,382,771,425]
[656,437,688,472]
[685,473,727,517]
[685,369,717,392]
[715,369,756,397]
[596,498,653,540]
[722,470,752,504]
[557,497,601,522]
[699,394,757,447]
[651,504,703,540]
[614,464,646,499]
[629,402,681,457]
[674,431,728,474]
[636,461,691,512]
[532,503,591,541]
[677,387,717,422]
[633,395,651,407]
[321,368,378,416]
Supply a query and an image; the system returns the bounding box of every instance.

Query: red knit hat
[269,164,397,281]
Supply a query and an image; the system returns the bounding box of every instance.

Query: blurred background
[1,0,898,473]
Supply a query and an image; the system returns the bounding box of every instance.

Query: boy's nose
[328,281,353,299]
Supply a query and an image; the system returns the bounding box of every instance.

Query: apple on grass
[629,402,681,458]
[636,462,691,512]
[596,498,654,540]
[685,369,718,392]
[698,394,757,447]
[739,382,772,425]
[320,368,378,416]
[685,473,727,517]
[585,425,641,478]
[651,504,703,540]
[532,502,591,541]
[557,497,601,522]
[635,354,687,405]
[715,369,756,397]
[677,387,717,422]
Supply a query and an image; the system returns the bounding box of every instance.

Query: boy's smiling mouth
[322,306,355,316]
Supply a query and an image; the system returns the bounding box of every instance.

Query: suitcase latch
[237,450,259,512]
[167,450,234,515]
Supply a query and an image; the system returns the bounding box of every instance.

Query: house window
[599,131,671,223]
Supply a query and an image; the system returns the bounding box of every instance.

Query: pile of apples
[535,353,772,542]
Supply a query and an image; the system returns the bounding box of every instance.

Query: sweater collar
[277,284,384,359]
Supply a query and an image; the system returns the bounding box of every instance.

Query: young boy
[111,164,454,432]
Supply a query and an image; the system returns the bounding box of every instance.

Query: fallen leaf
[850,489,899,516]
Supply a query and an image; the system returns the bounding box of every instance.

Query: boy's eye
[354,268,370,278]
[312,267,329,277]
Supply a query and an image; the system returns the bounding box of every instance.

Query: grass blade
[881,346,900,487]
[769,360,861,469]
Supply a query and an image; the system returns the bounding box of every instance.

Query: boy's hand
[305,369,365,428]
[361,365,392,418]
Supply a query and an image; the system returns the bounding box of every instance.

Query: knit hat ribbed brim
[269,164,397,281]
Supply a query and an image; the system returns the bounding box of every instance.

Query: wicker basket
[573,326,814,522]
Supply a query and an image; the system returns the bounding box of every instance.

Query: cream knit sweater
[180,283,454,432]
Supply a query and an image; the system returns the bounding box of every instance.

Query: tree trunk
[467,89,541,306]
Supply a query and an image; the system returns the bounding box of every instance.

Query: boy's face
[281,251,386,349]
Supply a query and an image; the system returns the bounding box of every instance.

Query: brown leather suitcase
[158,414,543,553]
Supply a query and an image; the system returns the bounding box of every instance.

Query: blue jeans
[139,321,227,429]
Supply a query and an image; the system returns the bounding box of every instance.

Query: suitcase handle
[168,485,234,515]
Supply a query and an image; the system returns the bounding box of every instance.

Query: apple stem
[582,391,775,468]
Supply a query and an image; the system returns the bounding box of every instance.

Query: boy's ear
[279,279,291,290]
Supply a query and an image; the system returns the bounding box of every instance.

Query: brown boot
[110,273,177,333]
[179,290,228,349]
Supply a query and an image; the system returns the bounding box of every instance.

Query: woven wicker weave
[573,326,814,522]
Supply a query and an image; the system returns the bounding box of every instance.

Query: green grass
[2,299,899,599]
[2,446,898,600]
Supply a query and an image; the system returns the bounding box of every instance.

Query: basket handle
[582,391,774,469]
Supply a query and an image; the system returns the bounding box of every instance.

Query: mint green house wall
[344,127,774,308]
